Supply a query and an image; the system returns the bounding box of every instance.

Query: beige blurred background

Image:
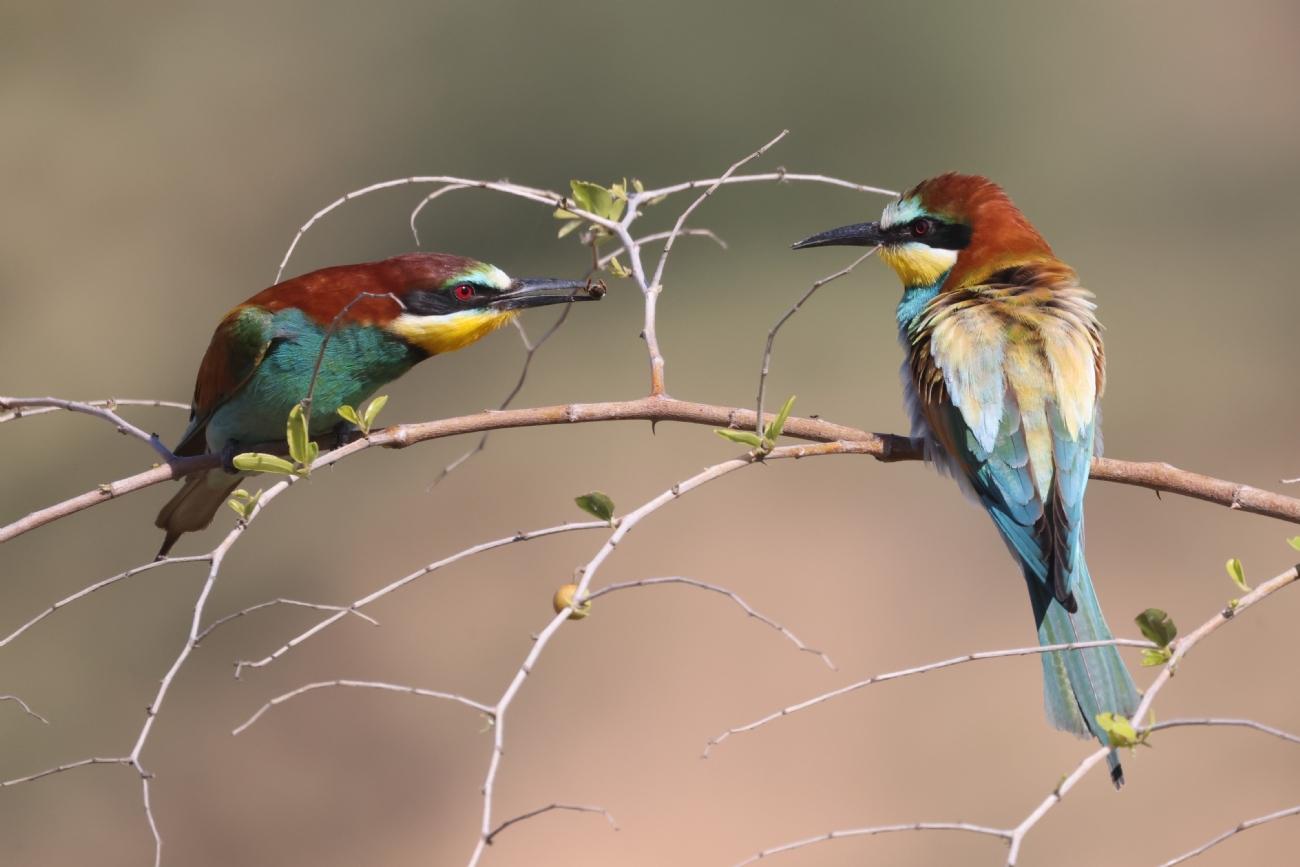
[2,1,1299,864]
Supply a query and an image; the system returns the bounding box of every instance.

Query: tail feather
[154,471,243,558]
[1033,559,1139,787]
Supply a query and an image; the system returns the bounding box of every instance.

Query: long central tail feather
[1032,559,1139,787]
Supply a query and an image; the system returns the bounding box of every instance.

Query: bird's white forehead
[463,263,511,290]
[880,196,924,230]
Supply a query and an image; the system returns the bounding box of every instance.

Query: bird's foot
[332,420,356,451]
[220,439,242,474]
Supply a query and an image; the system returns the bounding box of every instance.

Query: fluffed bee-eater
[794,173,1139,786]
[156,252,602,558]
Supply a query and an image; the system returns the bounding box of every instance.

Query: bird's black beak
[492,278,606,311]
[791,221,886,250]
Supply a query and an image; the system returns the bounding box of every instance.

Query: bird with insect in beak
[155,252,603,558]
[794,173,1139,787]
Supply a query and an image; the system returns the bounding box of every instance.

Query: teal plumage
[795,174,1139,786]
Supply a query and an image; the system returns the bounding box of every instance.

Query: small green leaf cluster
[1095,712,1151,751]
[715,395,796,454]
[1134,607,1178,666]
[574,491,616,526]
[337,395,387,435]
[226,488,263,521]
[231,403,318,477]
[555,179,647,278]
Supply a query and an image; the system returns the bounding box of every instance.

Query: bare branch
[427,306,575,490]
[755,249,877,441]
[233,680,493,736]
[0,398,188,425]
[233,520,609,674]
[703,638,1154,756]
[0,695,48,724]
[1007,745,1112,865]
[2,756,134,787]
[730,822,1010,867]
[587,576,836,670]
[195,599,379,644]
[0,396,174,459]
[1,556,210,649]
[485,804,618,845]
[1157,804,1300,867]
[634,172,898,203]
[1146,717,1300,746]
[596,228,726,268]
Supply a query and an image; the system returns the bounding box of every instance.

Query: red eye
[454,284,474,300]
[913,220,930,236]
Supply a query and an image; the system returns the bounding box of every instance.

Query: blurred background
[2,1,1299,865]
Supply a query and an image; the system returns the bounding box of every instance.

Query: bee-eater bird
[155,252,602,558]
[793,174,1139,786]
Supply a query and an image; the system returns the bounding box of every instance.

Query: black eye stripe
[890,218,972,251]
[402,282,498,316]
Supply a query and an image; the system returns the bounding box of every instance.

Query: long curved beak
[791,221,885,250]
[492,278,606,311]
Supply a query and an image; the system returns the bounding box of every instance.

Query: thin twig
[596,228,727,268]
[754,248,877,440]
[485,804,618,845]
[730,822,1010,867]
[634,172,897,203]
[233,520,609,675]
[232,680,493,736]
[0,398,188,425]
[300,291,406,435]
[195,599,379,644]
[586,576,836,670]
[0,397,174,459]
[1,556,211,649]
[703,638,1155,756]
[427,306,575,490]
[648,130,789,357]
[0,696,48,724]
[1156,804,1300,866]
[1,756,135,787]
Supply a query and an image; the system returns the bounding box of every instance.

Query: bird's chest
[205,314,415,449]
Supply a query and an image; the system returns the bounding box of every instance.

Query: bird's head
[386,254,604,356]
[792,173,1054,290]
[263,253,605,358]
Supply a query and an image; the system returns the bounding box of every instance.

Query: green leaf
[632,178,644,193]
[336,405,361,427]
[287,404,311,466]
[1226,558,1250,592]
[574,491,616,523]
[715,429,764,448]
[1134,608,1177,649]
[553,208,579,220]
[606,255,631,278]
[1141,648,1172,667]
[232,453,297,475]
[1288,537,1300,551]
[569,180,624,221]
[363,395,388,431]
[557,218,583,239]
[226,488,263,520]
[764,395,797,443]
[1095,712,1140,748]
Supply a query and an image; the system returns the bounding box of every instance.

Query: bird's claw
[220,439,241,474]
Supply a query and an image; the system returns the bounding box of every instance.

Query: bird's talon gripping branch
[219,439,241,475]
